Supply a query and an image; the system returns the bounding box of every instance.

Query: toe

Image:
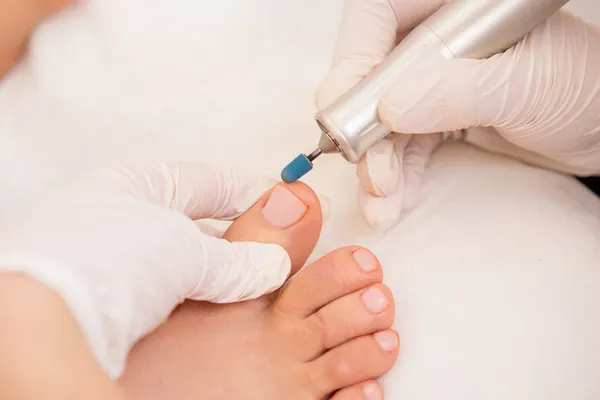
[223,182,322,275]
[304,330,399,398]
[274,247,383,317]
[330,381,383,400]
[301,284,394,358]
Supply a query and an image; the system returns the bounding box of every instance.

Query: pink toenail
[374,330,398,351]
[261,186,307,229]
[353,249,377,272]
[361,287,388,314]
[363,383,382,400]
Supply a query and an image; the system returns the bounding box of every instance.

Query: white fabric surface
[1,0,600,398]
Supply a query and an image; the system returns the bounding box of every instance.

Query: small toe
[304,330,399,398]
[331,381,383,400]
[301,284,395,359]
[274,247,383,317]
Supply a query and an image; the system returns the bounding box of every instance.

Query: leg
[120,182,399,400]
[0,0,71,78]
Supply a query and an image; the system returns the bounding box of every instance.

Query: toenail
[361,287,388,314]
[353,249,377,272]
[363,383,382,400]
[261,185,307,229]
[374,330,398,352]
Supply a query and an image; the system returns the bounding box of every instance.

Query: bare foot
[120,182,399,400]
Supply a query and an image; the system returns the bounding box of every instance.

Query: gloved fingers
[357,134,411,229]
[330,0,447,66]
[86,162,276,221]
[316,0,447,110]
[358,133,441,228]
[391,0,446,36]
[332,0,399,67]
[379,57,506,135]
[316,57,377,110]
[357,135,411,197]
[315,0,398,110]
[400,133,442,210]
[194,221,227,238]
[358,176,405,230]
[187,235,292,303]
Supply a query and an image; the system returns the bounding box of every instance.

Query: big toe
[224,182,323,275]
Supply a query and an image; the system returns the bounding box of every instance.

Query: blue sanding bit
[281,148,323,183]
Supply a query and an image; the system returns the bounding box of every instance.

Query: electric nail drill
[281,0,570,183]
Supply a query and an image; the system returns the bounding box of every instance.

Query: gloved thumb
[186,235,292,303]
[379,56,507,135]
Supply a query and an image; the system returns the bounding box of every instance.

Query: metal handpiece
[313,0,570,164]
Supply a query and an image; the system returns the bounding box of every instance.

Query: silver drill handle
[315,0,570,163]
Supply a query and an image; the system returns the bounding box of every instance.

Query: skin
[0,0,70,78]
[120,183,399,400]
[0,273,128,400]
[0,2,116,398]
[0,4,399,397]
[0,182,399,399]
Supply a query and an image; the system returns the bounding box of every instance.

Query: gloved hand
[317,0,600,228]
[316,0,450,229]
[0,163,291,379]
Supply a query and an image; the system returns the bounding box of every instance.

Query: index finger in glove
[84,163,276,221]
[316,0,444,109]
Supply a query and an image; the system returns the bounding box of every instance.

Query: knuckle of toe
[314,252,353,290]
[310,256,338,280]
[335,273,355,293]
[332,247,359,275]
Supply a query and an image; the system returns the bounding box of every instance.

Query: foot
[119,182,399,400]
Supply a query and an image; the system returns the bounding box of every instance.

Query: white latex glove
[317,1,600,228]
[0,163,290,379]
[316,0,448,229]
